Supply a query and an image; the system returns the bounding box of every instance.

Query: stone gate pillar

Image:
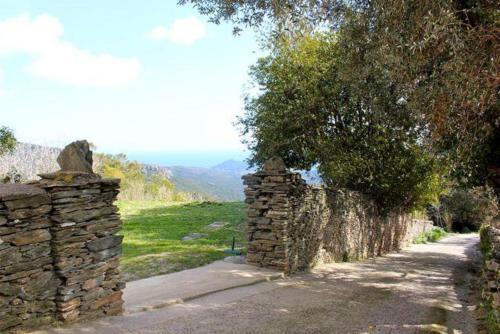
[242,158,305,273]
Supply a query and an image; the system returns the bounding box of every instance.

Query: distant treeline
[94,153,208,202]
[0,143,208,202]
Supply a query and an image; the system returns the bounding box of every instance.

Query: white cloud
[147,17,206,45]
[0,14,141,86]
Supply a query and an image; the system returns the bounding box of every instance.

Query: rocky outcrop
[243,159,433,273]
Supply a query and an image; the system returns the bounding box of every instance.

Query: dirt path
[33,234,480,334]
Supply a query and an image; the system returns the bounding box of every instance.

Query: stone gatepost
[35,141,125,322]
[0,140,125,332]
[242,158,305,273]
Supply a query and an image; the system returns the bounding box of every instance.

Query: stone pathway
[31,234,480,334]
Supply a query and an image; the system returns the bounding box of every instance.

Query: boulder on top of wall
[57,140,94,174]
[262,157,287,173]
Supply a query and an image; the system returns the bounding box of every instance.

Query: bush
[440,187,498,232]
[413,227,447,244]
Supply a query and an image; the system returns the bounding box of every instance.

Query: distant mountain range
[0,143,321,201]
[0,143,251,201]
[142,159,251,201]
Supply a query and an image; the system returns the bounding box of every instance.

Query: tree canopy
[182,0,499,197]
[241,33,441,211]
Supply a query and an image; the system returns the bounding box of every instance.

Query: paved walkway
[32,234,480,334]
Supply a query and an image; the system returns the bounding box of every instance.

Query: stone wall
[480,219,499,328]
[0,184,57,331]
[0,173,124,332]
[243,159,433,273]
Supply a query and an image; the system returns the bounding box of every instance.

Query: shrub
[413,227,447,244]
[440,187,498,232]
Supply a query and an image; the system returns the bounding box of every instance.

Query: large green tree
[241,33,440,211]
[181,0,499,194]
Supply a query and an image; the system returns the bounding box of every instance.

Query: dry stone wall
[0,184,57,331]
[480,219,500,326]
[0,173,124,333]
[243,159,433,273]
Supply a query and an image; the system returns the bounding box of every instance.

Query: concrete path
[31,234,480,334]
[124,259,284,313]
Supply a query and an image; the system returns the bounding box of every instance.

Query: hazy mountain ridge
[0,143,246,201]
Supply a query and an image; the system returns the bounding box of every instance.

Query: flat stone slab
[181,233,207,241]
[123,260,283,314]
[0,184,46,201]
[206,221,228,229]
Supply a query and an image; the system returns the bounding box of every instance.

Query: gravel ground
[33,234,480,334]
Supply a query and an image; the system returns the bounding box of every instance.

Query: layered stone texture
[480,219,499,323]
[36,173,124,322]
[243,160,433,273]
[0,174,124,332]
[0,184,58,332]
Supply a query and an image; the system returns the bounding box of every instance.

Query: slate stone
[57,140,94,173]
[0,247,20,264]
[0,315,22,331]
[87,235,123,252]
[3,229,51,246]
[3,194,50,210]
[93,245,122,261]
[0,283,23,296]
[262,157,287,172]
[206,221,228,229]
[23,271,59,300]
[182,233,207,241]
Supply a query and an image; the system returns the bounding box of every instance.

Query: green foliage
[184,0,500,194]
[241,33,440,212]
[413,227,447,244]
[0,126,16,155]
[479,225,493,260]
[95,153,179,201]
[118,200,246,281]
[440,187,498,232]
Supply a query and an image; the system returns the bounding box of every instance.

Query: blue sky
[0,1,260,165]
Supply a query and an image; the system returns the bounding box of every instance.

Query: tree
[181,0,499,194]
[0,126,16,155]
[240,33,441,212]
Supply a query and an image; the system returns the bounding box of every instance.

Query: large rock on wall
[243,159,433,274]
[56,140,94,174]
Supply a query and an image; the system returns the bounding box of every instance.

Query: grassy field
[118,201,247,281]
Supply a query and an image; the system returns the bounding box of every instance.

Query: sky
[0,1,261,166]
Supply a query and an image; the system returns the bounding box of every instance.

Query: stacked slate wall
[36,174,124,322]
[0,174,124,333]
[0,185,58,331]
[243,162,433,273]
[480,219,499,328]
